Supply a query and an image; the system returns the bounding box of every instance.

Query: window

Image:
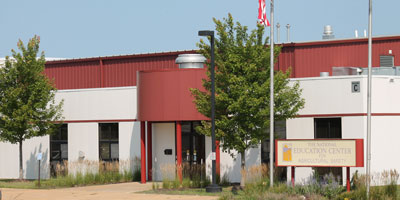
[314,118,342,183]
[261,120,287,181]
[180,121,205,165]
[50,124,68,176]
[314,118,341,139]
[50,124,68,161]
[99,123,119,161]
[262,120,287,164]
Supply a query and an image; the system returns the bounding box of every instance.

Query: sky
[1,0,399,59]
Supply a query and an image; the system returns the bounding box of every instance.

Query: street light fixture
[198,30,222,193]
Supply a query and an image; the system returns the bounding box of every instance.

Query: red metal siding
[102,55,179,87]
[137,68,208,122]
[44,36,400,90]
[44,50,195,90]
[45,61,101,90]
[277,36,400,78]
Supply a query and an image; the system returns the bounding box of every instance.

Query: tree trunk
[240,151,246,188]
[19,140,23,180]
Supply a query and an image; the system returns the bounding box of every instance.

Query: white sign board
[37,153,42,161]
[210,152,216,161]
[276,140,358,167]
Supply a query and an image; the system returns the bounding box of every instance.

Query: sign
[352,81,360,93]
[37,153,42,161]
[275,139,364,167]
[210,152,216,160]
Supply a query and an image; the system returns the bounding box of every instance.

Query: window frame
[99,123,119,162]
[50,124,68,162]
[314,118,342,139]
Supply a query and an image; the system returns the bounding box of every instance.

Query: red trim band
[61,119,137,123]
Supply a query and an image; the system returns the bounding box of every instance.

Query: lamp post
[198,30,222,193]
[366,0,372,198]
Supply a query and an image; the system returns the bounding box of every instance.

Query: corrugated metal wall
[45,36,400,90]
[277,37,400,78]
[45,61,101,89]
[45,51,195,90]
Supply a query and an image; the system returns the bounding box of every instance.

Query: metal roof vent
[320,72,330,77]
[380,55,394,67]
[175,54,206,69]
[322,25,335,40]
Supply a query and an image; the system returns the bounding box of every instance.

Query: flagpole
[269,0,274,188]
[366,0,372,198]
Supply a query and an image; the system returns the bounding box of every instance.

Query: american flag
[258,0,270,26]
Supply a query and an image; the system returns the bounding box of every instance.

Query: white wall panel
[371,116,400,185]
[206,138,261,183]
[0,136,50,179]
[22,136,50,179]
[0,142,19,178]
[372,77,400,113]
[119,122,141,171]
[290,76,366,115]
[68,123,99,162]
[56,87,137,121]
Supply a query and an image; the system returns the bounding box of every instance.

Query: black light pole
[199,30,221,193]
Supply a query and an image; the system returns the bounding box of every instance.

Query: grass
[146,167,400,200]
[0,159,142,189]
[0,179,38,189]
[142,186,232,196]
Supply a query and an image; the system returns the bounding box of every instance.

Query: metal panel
[137,68,208,122]
[44,36,400,90]
[380,55,394,67]
[45,61,100,90]
[45,51,194,89]
[277,36,400,78]
[103,56,179,87]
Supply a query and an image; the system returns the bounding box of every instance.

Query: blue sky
[1,0,399,59]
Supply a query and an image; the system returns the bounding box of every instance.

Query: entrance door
[181,121,205,165]
[153,123,176,181]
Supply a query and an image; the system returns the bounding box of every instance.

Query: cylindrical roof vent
[175,54,206,69]
[320,72,330,77]
[322,25,335,40]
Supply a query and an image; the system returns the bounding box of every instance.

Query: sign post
[37,153,42,187]
[276,139,364,191]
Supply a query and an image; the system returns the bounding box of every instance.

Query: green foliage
[291,173,345,199]
[218,173,231,187]
[0,36,63,179]
[0,36,63,144]
[157,163,211,190]
[35,168,133,188]
[132,165,141,181]
[191,14,304,158]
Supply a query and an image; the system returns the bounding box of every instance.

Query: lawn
[0,179,38,189]
[142,186,232,196]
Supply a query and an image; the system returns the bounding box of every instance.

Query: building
[1,35,400,184]
[286,72,400,185]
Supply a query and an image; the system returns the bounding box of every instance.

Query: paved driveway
[0,182,218,200]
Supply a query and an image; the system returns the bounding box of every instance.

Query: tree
[0,36,63,180]
[191,14,305,186]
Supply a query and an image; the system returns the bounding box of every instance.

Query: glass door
[181,121,205,165]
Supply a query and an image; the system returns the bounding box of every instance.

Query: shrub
[158,163,211,189]
[219,173,230,187]
[35,159,140,188]
[292,172,345,199]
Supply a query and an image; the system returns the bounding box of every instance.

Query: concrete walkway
[0,182,219,200]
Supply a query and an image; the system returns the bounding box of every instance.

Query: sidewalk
[0,182,218,200]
